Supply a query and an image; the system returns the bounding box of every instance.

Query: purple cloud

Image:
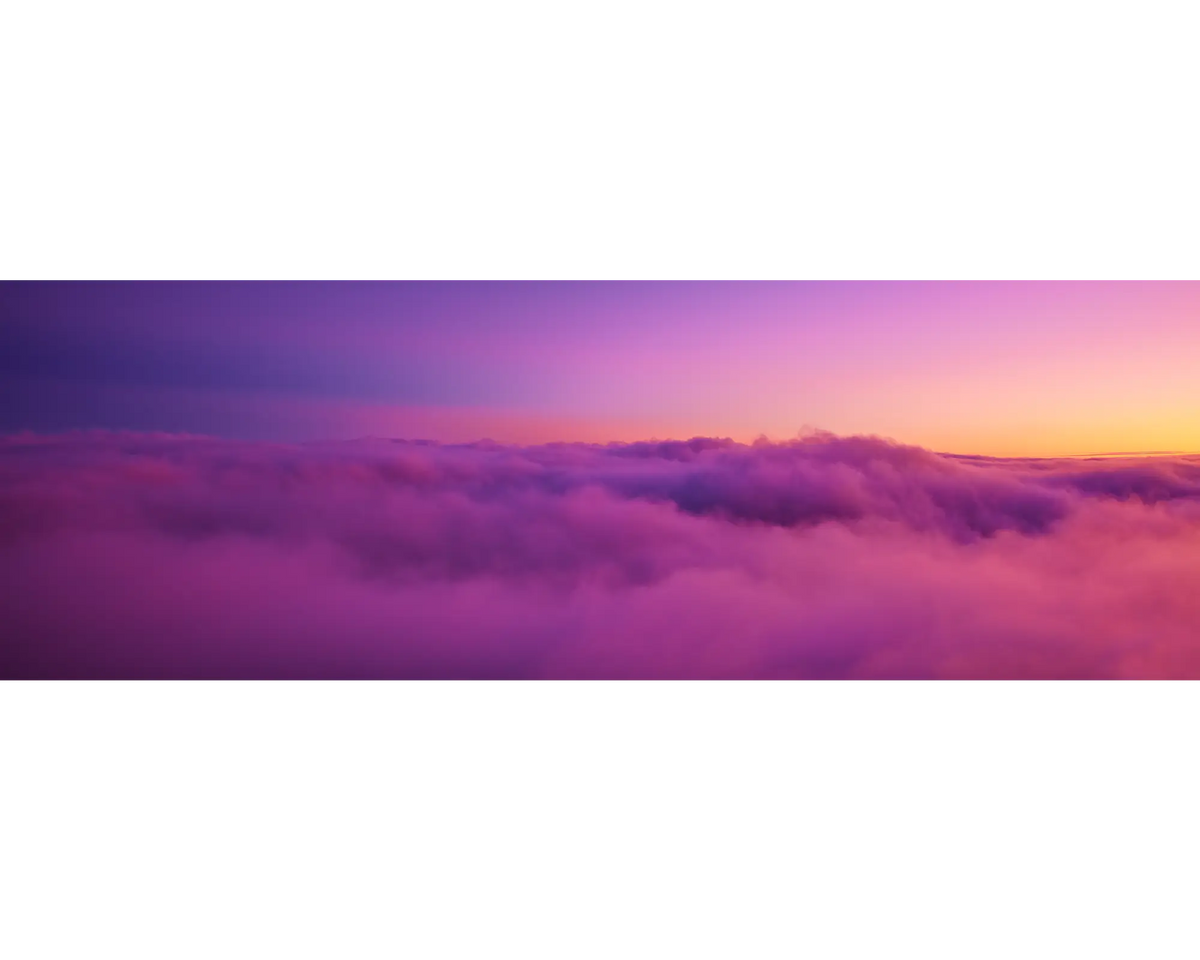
[4,431,1200,678]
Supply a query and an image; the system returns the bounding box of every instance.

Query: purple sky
[4,281,1200,455]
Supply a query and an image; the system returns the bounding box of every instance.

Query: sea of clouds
[4,431,1200,678]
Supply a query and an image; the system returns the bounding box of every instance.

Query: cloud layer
[4,431,1200,678]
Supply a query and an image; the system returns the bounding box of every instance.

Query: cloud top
[4,431,1200,678]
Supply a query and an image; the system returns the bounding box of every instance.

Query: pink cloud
[4,431,1200,677]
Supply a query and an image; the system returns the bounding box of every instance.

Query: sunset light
[4,281,1200,679]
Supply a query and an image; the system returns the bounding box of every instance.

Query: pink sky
[3,282,1199,456]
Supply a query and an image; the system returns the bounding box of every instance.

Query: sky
[6,281,1200,678]
[3,281,1199,456]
